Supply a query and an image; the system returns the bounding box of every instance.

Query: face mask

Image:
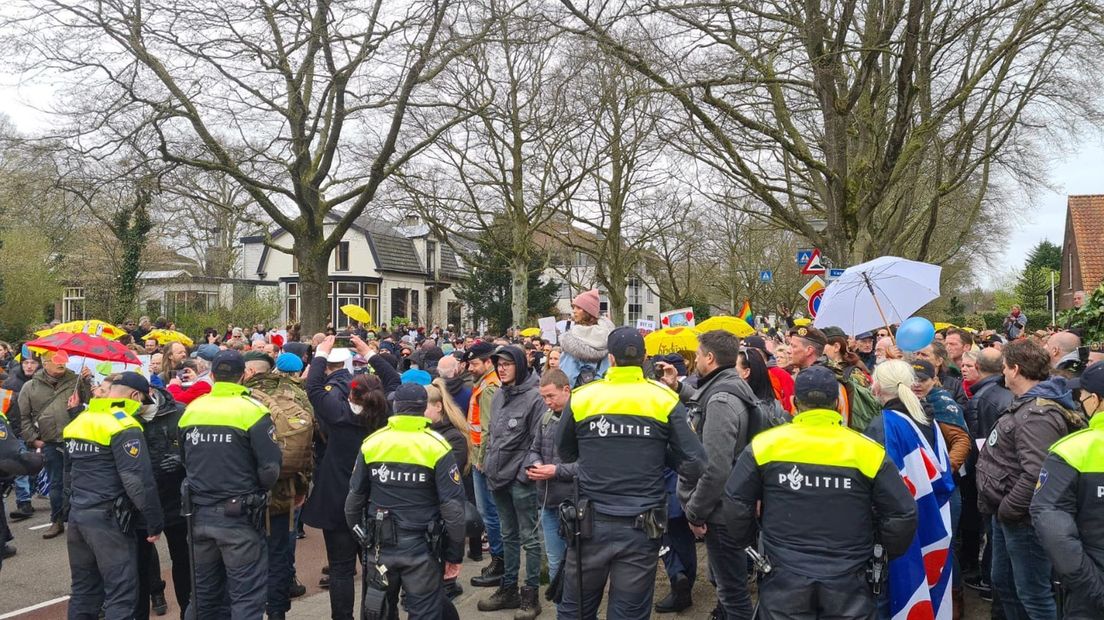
[349,402,364,415]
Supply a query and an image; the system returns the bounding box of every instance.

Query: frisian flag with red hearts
[881,408,955,620]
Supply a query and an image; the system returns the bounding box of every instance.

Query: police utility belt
[558,499,668,544]
[77,496,139,535]
[353,509,447,620]
[182,485,269,532]
[352,509,447,560]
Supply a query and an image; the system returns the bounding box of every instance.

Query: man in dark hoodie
[477,345,546,619]
[977,339,1086,620]
[4,354,40,521]
[661,330,757,620]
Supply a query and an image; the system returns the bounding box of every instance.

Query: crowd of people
[0,289,1102,620]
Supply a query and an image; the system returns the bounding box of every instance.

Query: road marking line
[0,596,70,618]
[27,523,51,531]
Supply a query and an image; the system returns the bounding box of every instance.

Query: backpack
[845,378,880,432]
[575,364,597,388]
[743,394,789,439]
[250,380,315,480]
[692,390,788,446]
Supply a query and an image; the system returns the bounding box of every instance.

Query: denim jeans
[950,486,962,588]
[473,469,503,557]
[704,519,753,620]
[991,518,1056,620]
[491,483,542,588]
[44,442,65,522]
[541,507,567,577]
[266,512,294,615]
[14,440,32,503]
[661,516,698,586]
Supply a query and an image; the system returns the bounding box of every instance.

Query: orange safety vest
[0,388,12,415]
[468,371,500,446]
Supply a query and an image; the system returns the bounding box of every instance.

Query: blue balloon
[896,317,936,352]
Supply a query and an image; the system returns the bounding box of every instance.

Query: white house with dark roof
[238,213,468,328]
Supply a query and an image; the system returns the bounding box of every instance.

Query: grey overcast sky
[1,79,1099,288]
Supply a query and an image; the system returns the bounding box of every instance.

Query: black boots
[655,574,693,613]
[515,585,542,619]
[471,555,504,587]
[9,501,34,521]
[477,584,521,611]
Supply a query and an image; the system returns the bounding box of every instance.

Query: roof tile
[1069,195,1104,290]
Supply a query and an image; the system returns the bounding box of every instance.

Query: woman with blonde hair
[542,347,562,374]
[864,359,957,620]
[426,378,477,599]
[426,378,472,473]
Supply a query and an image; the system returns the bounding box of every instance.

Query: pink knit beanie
[572,289,601,319]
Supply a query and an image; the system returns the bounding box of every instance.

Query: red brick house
[1059,195,1104,309]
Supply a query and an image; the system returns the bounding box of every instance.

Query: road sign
[801,249,826,275]
[799,275,826,301]
[827,268,846,281]
[796,249,813,265]
[759,270,773,283]
[808,288,825,318]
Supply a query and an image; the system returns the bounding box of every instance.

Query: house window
[333,282,360,329]
[292,255,298,274]
[287,283,299,323]
[628,304,643,324]
[558,281,571,300]
[391,288,409,321]
[448,301,462,328]
[165,291,217,316]
[63,287,86,322]
[426,240,437,276]
[334,242,350,272]
[410,290,420,324]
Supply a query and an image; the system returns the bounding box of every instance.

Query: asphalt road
[3,492,995,619]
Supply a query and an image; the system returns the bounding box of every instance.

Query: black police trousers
[67,506,138,620]
[186,505,267,620]
[757,568,876,620]
[558,514,660,620]
[376,533,452,620]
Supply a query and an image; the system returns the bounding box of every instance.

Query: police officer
[344,383,466,619]
[555,327,707,619]
[724,366,917,620]
[63,371,164,619]
[1032,360,1104,619]
[0,394,43,572]
[179,350,282,620]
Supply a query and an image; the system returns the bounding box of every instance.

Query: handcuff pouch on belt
[634,504,668,540]
[558,497,592,547]
[223,492,269,531]
[112,495,136,535]
[425,519,446,562]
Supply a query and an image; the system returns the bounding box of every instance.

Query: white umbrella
[813,256,941,336]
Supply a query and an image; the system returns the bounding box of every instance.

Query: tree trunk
[510,256,528,330]
[296,247,331,336]
[606,286,625,325]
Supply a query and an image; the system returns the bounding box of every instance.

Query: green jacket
[19,368,91,444]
